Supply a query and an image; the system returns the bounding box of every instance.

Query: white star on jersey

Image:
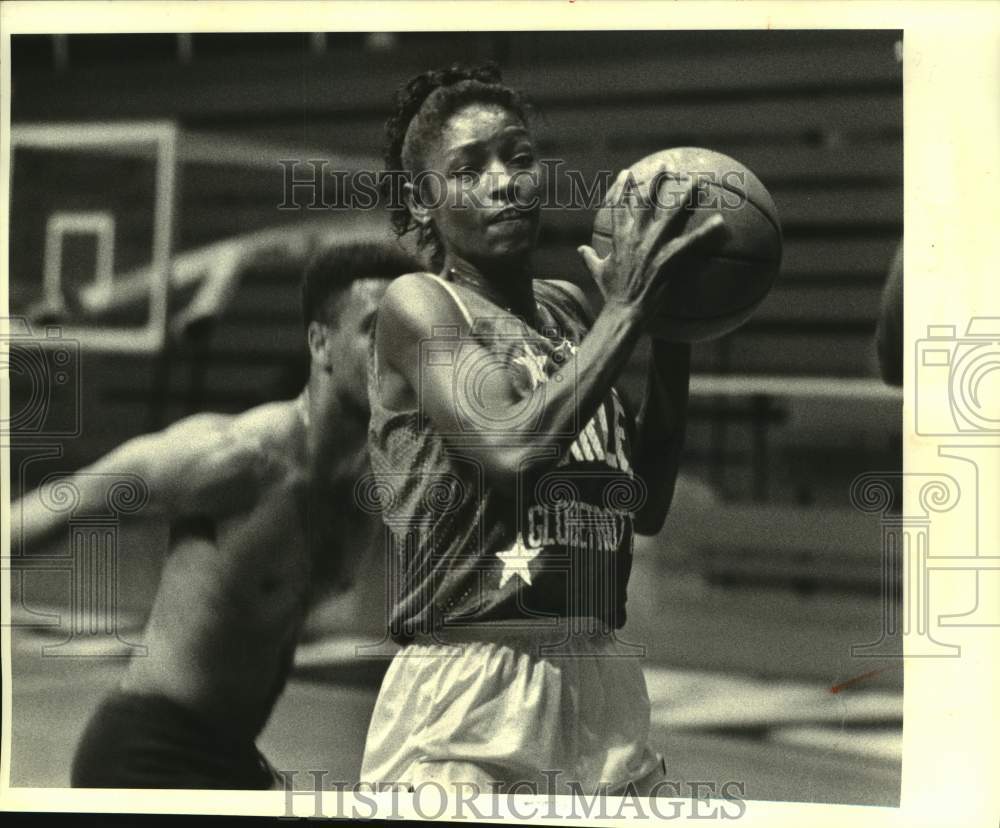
[495,532,541,587]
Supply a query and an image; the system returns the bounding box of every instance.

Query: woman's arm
[378,272,645,498]
[378,172,725,499]
[574,173,722,534]
[543,280,691,535]
[631,339,691,535]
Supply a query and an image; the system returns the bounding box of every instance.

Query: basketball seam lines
[589,233,779,266]
[594,180,783,243]
[698,252,781,265]
[702,180,783,242]
[667,292,772,322]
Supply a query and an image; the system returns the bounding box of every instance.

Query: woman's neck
[443,254,538,324]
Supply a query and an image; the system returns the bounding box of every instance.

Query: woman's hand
[577,165,729,330]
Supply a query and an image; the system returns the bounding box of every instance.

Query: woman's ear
[404,180,432,229]
[307,320,333,371]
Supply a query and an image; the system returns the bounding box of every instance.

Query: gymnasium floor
[10,566,903,807]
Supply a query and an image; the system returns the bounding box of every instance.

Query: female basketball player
[361,64,727,795]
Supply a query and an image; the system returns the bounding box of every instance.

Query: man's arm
[11,414,272,554]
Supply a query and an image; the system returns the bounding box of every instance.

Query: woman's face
[416,102,541,267]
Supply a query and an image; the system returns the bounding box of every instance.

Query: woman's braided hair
[383,62,530,268]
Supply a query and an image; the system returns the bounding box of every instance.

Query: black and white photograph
[1,3,997,825]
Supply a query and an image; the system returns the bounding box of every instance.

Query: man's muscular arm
[11,414,276,553]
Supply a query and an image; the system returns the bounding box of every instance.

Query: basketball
[591,147,782,343]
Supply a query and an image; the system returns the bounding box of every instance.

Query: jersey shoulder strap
[422,272,475,328]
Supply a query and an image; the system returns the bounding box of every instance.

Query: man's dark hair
[301,239,423,328]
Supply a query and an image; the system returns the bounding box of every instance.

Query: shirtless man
[11,240,421,789]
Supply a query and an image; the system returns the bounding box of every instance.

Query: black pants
[71,691,277,789]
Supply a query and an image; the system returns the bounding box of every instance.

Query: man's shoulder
[177,401,303,490]
[227,400,306,467]
[230,399,300,441]
[149,412,234,465]
[163,402,294,449]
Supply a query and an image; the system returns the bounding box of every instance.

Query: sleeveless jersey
[365,274,641,643]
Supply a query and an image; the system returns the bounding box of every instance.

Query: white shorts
[360,629,661,794]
